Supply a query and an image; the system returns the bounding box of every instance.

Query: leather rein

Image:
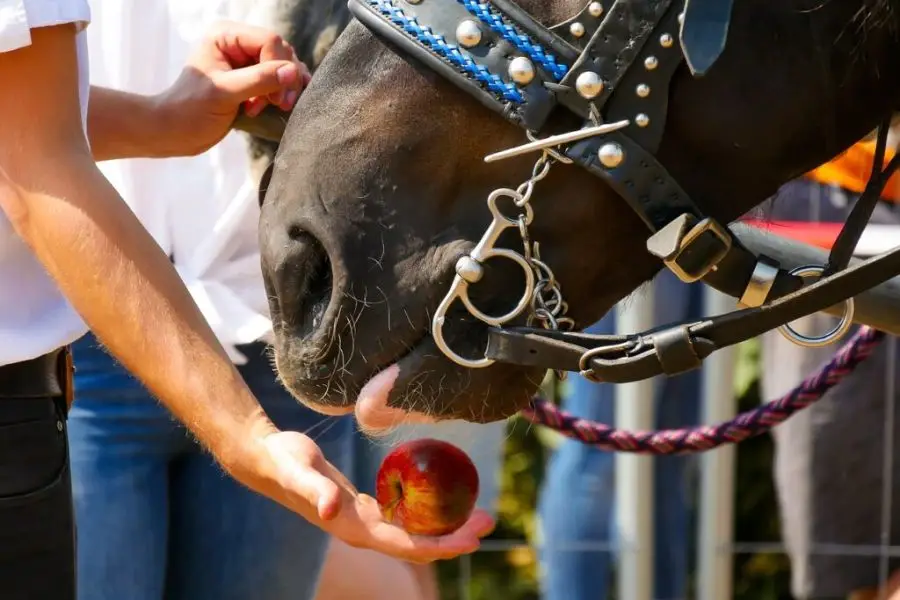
[348,0,900,383]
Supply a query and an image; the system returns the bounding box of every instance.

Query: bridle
[348,0,900,384]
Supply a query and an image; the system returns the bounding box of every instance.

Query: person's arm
[86,87,171,160]
[0,22,493,562]
[88,24,310,161]
[0,22,277,490]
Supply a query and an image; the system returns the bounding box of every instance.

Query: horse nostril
[278,227,334,341]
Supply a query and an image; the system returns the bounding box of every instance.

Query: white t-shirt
[86,0,277,364]
[0,0,91,366]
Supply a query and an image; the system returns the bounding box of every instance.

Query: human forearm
[87,86,182,161]
[3,149,273,464]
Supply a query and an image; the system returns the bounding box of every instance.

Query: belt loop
[56,346,74,416]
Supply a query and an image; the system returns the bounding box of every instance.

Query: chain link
[431,142,576,372]
[499,152,576,376]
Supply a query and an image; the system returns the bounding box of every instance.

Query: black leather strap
[349,0,563,131]
[486,242,900,381]
[491,0,582,60]
[546,0,615,50]
[554,0,675,118]
[825,121,898,275]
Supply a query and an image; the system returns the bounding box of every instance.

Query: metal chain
[506,153,575,336]
[431,142,577,371]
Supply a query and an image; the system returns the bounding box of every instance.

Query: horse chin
[352,330,538,430]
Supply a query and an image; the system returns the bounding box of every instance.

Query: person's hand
[224,420,496,563]
[155,20,311,156]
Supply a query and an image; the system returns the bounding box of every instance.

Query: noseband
[349,0,900,382]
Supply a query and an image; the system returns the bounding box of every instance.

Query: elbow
[0,142,94,237]
[0,169,31,234]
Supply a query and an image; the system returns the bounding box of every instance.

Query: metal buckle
[664,217,732,283]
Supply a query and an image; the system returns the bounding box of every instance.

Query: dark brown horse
[257,0,900,428]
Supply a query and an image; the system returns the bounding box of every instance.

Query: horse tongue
[355,365,437,433]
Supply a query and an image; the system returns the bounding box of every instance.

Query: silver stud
[455,20,483,48]
[636,83,650,98]
[644,56,659,70]
[677,12,685,25]
[635,113,650,127]
[508,56,536,85]
[57,420,63,432]
[660,33,674,48]
[575,71,604,99]
[588,2,604,17]
[569,22,586,38]
[456,256,484,283]
[598,143,624,168]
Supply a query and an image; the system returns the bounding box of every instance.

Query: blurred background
[431,335,792,600]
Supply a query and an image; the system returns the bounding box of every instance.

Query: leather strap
[485,242,900,381]
[825,121,898,275]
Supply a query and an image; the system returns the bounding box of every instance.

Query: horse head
[258,0,900,429]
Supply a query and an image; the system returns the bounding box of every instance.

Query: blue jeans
[67,333,354,600]
[537,270,702,600]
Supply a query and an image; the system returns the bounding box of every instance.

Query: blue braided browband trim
[457,0,569,81]
[368,0,525,103]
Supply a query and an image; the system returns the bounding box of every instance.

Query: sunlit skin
[375,439,479,536]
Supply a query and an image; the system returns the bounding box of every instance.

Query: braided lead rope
[522,326,885,455]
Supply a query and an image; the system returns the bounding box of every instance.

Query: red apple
[375,438,480,536]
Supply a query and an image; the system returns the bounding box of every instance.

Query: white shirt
[86,0,283,364]
[0,0,92,366]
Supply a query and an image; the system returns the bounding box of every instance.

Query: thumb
[290,465,343,522]
[214,60,302,105]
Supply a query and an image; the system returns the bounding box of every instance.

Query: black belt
[0,348,69,400]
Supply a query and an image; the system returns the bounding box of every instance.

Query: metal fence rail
[445,240,900,599]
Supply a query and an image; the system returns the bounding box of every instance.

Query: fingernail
[277,64,297,85]
[245,99,262,118]
[284,89,299,107]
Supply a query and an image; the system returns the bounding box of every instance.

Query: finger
[215,60,302,107]
[257,36,297,108]
[207,22,292,62]
[366,509,495,564]
[278,61,311,111]
[243,96,268,118]
[286,461,344,521]
[320,459,358,493]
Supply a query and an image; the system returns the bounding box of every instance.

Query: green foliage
[437,339,792,599]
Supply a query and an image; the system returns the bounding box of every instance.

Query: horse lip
[305,402,355,416]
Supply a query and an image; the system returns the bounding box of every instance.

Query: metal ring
[776,265,856,348]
